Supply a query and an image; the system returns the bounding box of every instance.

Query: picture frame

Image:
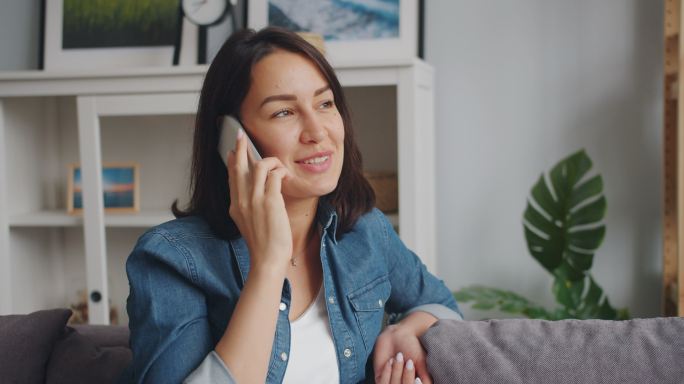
[67,162,140,214]
[248,0,419,65]
[41,0,199,71]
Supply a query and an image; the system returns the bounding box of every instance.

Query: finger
[245,138,259,167]
[402,359,416,384]
[264,167,289,198]
[233,128,249,174]
[230,129,251,207]
[375,358,393,384]
[414,358,432,384]
[251,158,288,198]
[372,333,395,375]
[390,352,404,384]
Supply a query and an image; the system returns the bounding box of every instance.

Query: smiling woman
[119,27,462,384]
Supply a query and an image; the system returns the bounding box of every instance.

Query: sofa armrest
[420,317,684,384]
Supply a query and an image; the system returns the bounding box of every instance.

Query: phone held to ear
[218,115,263,166]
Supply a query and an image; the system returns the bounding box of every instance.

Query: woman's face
[239,49,345,201]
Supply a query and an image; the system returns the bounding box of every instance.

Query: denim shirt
[120,205,461,384]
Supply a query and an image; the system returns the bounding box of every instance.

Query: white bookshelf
[0,59,435,325]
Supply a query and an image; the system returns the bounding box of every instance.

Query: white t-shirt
[282,285,340,384]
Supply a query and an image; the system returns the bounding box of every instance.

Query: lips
[295,151,333,164]
[295,151,334,173]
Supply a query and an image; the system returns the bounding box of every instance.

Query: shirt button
[343,348,352,358]
[378,299,383,307]
[279,302,287,311]
[280,352,288,361]
[328,296,335,304]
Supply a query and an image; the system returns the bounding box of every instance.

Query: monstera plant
[454,150,629,320]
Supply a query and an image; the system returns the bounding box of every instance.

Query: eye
[272,109,293,118]
[319,100,335,109]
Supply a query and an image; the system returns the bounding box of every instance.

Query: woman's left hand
[373,311,438,384]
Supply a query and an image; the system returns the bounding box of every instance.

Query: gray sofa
[0,309,131,384]
[420,317,684,384]
[1,309,683,383]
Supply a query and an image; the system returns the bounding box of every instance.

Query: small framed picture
[248,0,418,65]
[41,0,198,70]
[67,163,140,214]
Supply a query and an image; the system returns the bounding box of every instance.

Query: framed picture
[41,0,199,71]
[67,163,140,214]
[248,0,419,65]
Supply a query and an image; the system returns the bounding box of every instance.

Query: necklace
[290,247,307,267]
[290,226,321,267]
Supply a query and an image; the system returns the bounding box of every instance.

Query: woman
[121,27,462,384]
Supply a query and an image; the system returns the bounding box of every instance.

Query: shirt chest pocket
[347,275,391,351]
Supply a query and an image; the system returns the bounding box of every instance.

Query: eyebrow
[259,85,331,108]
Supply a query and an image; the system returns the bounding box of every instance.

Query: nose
[299,111,327,144]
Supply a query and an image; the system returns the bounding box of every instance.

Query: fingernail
[396,352,404,363]
[415,378,423,384]
[389,357,394,366]
[406,359,414,370]
[237,128,244,140]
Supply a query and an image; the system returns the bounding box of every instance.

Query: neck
[284,197,320,256]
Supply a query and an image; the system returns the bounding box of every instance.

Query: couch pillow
[0,308,72,384]
[421,317,684,384]
[45,325,132,384]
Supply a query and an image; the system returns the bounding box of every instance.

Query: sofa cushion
[45,325,131,384]
[420,317,684,384]
[0,308,72,384]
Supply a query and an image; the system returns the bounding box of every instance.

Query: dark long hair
[172,27,375,240]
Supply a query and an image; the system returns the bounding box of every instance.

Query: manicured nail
[406,359,414,370]
[396,352,404,363]
[415,378,423,384]
[389,357,394,366]
[236,128,244,140]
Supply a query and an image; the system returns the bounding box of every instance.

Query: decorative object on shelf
[454,150,629,320]
[41,0,199,70]
[248,0,418,64]
[67,162,140,214]
[68,290,119,325]
[175,0,240,65]
[296,32,326,55]
[364,171,398,213]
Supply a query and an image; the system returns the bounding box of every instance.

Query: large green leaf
[453,286,555,320]
[523,150,605,276]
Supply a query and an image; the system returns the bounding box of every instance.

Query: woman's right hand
[226,128,293,274]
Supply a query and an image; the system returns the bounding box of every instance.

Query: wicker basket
[364,171,398,213]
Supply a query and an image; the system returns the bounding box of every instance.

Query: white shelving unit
[0,59,435,325]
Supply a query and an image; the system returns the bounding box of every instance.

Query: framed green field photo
[42,0,199,70]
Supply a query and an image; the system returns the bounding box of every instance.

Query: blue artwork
[73,167,135,209]
[268,0,400,41]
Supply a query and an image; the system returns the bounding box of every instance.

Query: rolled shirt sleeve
[183,351,237,384]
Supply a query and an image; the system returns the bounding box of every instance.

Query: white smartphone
[218,115,263,166]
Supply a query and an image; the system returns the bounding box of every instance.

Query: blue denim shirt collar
[316,198,339,244]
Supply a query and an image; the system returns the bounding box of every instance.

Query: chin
[284,179,339,200]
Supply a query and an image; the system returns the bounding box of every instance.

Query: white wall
[426,0,664,319]
[1,1,665,319]
[0,0,40,70]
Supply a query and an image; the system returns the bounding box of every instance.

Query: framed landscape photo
[248,0,419,65]
[42,0,198,71]
[67,163,140,214]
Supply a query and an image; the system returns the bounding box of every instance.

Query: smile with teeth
[302,156,329,165]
